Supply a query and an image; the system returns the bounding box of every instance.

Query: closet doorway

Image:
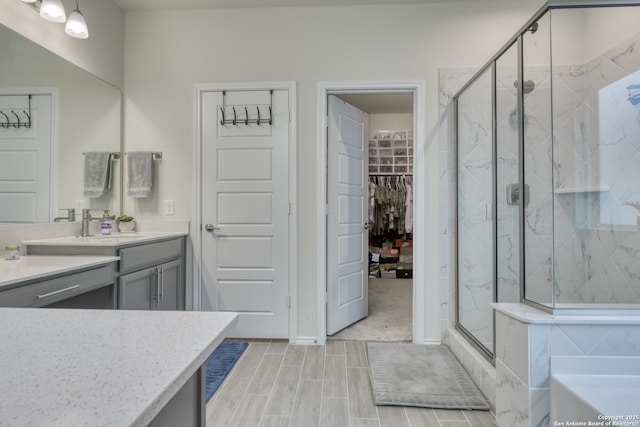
[323,88,417,343]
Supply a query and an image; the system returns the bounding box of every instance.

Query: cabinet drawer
[0,265,113,308]
[118,238,182,274]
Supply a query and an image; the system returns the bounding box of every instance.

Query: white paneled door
[0,94,53,223]
[200,89,290,338]
[326,95,369,335]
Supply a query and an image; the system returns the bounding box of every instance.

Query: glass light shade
[40,0,67,23]
[65,9,89,39]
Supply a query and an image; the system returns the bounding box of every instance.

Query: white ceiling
[112,0,456,11]
[336,93,413,114]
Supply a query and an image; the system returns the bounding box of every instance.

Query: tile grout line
[286,345,307,427]
[228,340,272,425]
[319,342,328,425]
[341,342,357,427]
[461,409,471,425]
[261,342,289,419]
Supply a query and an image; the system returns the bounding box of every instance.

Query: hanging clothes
[369,175,412,235]
[369,179,377,226]
[405,178,413,234]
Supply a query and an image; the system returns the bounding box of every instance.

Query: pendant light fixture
[39,0,66,23]
[65,0,89,39]
[19,0,89,39]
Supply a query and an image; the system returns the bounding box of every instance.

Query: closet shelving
[368,130,413,175]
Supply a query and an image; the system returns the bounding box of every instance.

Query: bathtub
[550,356,640,424]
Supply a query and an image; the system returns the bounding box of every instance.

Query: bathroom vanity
[0,307,238,427]
[22,232,187,310]
[0,255,119,308]
[0,226,227,426]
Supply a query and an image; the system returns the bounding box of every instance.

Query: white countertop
[0,308,238,427]
[22,231,187,247]
[493,303,640,325]
[0,255,119,289]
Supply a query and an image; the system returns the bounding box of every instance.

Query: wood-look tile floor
[206,340,496,427]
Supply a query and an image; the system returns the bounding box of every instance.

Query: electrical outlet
[164,200,175,215]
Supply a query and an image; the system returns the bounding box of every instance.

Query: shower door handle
[506,183,530,206]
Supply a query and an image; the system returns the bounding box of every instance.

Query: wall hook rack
[0,95,32,129]
[219,90,273,126]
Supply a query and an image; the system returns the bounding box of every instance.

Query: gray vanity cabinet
[118,267,156,310]
[118,259,183,311]
[0,264,117,309]
[156,259,182,311]
[25,236,186,311]
[116,238,185,311]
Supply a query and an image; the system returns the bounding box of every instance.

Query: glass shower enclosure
[454,0,640,360]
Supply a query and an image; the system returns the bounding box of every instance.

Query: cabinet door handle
[152,268,160,301]
[37,284,80,300]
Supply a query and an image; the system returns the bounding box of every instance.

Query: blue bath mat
[205,341,248,401]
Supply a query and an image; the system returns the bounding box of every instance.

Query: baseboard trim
[295,337,320,345]
[423,339,441,345]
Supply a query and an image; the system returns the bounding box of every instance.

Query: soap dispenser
[101,210,113,235]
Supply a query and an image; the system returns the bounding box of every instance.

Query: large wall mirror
[0,23,121,223]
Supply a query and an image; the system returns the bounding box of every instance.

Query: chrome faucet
[80,209,101,237]
[53,209,76,223]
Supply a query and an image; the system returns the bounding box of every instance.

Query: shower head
[514,79,536,94]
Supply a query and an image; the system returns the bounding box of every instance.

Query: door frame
[0,87,58,222]
[317,81,426,345]
[192,81,298,342]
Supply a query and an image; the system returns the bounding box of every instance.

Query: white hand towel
[83,152,112,198]
[127,151,154,198]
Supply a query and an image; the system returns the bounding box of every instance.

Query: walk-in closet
[329,93,414,342]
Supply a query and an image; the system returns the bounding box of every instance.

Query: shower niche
[454,0,640,360]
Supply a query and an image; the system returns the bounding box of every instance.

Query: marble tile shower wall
[445,32,640,310]
[451,71,495,345]
[439,68,477,337]
[496,70,523,305]
[438,31,640,343]
[552,34,640,305]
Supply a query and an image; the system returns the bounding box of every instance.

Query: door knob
[204,224,220,232]
[364,223,371,230]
